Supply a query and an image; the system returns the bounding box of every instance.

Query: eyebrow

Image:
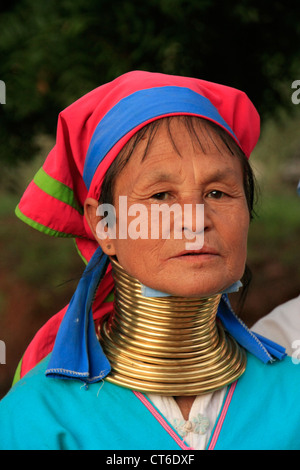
[204,167,239,181]
[143,170,181,185]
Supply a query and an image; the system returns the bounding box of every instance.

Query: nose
[180,203,205,250]
[168,191,204,250]
[178,190,215,250]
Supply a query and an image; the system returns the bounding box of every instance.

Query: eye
[150,192,169,201]
[207,190,225,199]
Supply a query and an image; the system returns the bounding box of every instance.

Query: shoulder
[0,355,138,450]
[240,353,300,399]
[1,356,49,405]
[0,354,108,414]
[0,356,83,449]
[237,353,300,422]
[216,354,300,449]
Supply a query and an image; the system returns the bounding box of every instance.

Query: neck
[99,257,247,396]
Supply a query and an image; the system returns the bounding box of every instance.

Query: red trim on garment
[133,391,192,450]
[207,381,237,450]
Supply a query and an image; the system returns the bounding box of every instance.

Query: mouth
[169,247,220,263]
[175,248,219,257]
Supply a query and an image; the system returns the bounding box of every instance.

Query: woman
[0,71,298,450]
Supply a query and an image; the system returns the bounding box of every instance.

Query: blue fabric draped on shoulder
[46,247,111,382]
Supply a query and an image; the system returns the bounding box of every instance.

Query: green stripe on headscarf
[15,205,74,238]
[34,168,83,214]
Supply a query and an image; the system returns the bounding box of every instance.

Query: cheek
[221,205,249,261]
[113,206,164,267]
[112,238,137,266]
[231,214,249,271]
[112,237,159,277]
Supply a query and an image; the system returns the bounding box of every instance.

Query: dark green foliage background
[1,0,300,165]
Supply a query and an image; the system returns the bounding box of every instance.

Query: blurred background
[0,0,300,399]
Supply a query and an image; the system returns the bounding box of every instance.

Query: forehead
[124,117,241,168]
[113,117,244,190]
[125,116,241,164]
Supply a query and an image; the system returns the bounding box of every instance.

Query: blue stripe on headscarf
[83,86,238,189]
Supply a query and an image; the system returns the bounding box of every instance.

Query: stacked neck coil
[100,257,247,396]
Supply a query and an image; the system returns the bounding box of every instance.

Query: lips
[174,247,219,257]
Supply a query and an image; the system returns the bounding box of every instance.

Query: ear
[84,197,117,256]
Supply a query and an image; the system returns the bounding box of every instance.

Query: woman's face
[95,118,250,298]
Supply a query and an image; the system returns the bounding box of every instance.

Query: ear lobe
[98,236,117,256]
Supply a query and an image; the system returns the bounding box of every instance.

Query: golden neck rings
[99,257,247,396]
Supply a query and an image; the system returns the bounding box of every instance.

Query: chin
[159,283,223,299]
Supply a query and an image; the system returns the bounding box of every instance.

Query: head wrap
[16,71,285,382]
